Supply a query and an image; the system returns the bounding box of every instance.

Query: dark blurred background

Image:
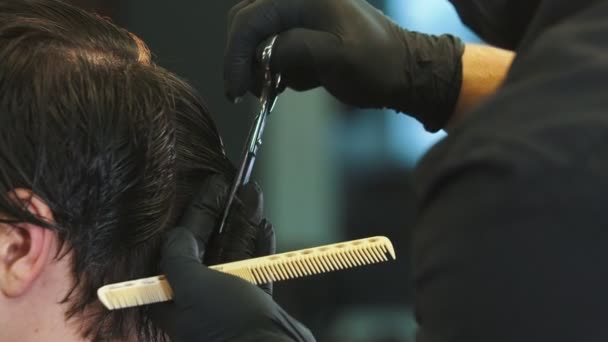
[70,1,479,341]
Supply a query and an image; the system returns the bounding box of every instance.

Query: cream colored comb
[98,236,395,310]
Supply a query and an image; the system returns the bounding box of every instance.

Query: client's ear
[0,189,56,297]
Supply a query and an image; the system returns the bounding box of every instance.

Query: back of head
[0,0,232,340]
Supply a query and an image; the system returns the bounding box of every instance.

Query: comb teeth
[98,236,395,310]
[233,237,394,284]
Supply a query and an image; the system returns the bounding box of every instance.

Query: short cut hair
[0,0,257,340]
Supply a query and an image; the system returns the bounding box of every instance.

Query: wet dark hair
[0,0,256,340]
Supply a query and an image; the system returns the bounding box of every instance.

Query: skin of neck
[0,239,86,342]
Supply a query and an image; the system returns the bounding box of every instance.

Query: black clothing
[448,0,540,50]
[414,1,608,340]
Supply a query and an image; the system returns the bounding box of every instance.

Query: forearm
[445,44,515,130]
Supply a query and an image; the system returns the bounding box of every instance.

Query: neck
[0,255,86,341]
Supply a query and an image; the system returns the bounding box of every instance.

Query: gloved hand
[150,174,314,342]
[224,0,465,132]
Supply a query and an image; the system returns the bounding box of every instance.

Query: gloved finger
[255,219,276,257]
[224,0,292,101]
[266,28,340,93]
[227,0,256,34]
[255,219,275,295]
[247,28,341,98]
[178,173,229,256]
[201,181,264,265]
[235,181,263,225]
[203,215,256,266]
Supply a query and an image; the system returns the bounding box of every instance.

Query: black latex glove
[150,175,314,342]
[180,174,275,294]
[224,0,465,132]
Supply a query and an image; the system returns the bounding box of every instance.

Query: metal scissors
[218,35,282,233]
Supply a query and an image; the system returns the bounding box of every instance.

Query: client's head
[0,0,234,341]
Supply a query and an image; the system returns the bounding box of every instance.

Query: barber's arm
[224,0,514,132]
[150,175,315,342]
[448,44,513,130]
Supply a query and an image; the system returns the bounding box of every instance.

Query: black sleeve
[412,136,608,342]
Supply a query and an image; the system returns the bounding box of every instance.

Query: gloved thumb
[159,227,203,277]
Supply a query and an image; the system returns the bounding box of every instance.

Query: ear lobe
[0,190,56,297]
